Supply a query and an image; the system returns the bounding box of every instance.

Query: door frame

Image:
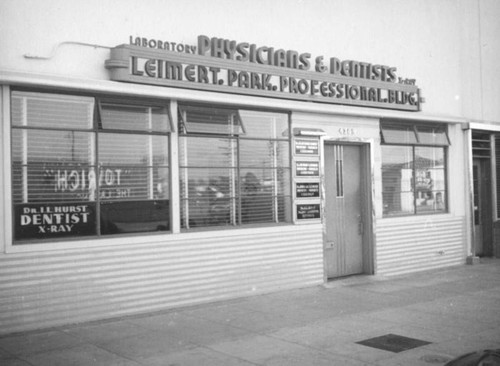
[473,158,493,256]
[321,139,375,279]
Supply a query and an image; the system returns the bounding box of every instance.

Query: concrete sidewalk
[1,258,499,366]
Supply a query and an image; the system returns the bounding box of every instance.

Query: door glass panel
[335,145,344,197]
[473,164,480,225]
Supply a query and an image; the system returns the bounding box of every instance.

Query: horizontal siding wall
[0,224,324,335]
[375,216,466,276]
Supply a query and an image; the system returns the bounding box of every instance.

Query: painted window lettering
[11,91,171,241]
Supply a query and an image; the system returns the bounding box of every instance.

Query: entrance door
[324,143,365,278]
[473,159,493,256]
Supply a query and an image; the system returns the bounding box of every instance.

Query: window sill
[5,222,321,254]
[382,211,449,219]
[380,212,455,223]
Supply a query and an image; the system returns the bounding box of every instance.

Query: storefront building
[1,0,499,334]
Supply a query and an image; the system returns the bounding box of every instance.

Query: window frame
[178,103,293,230]
[178,104,245,135]
[380,120,450,217]
[381,121,450,146]
[10,89,173,244]
[97,97,174,133]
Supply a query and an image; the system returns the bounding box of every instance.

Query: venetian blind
[100,102,171,132]
[179,106,291,229]
[11,93,95,203]
[179,105,244,135]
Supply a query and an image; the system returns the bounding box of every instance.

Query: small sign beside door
[295,138,319,155]
[296,203,321,220]
[296,161,319,176]
[296,182,320,198]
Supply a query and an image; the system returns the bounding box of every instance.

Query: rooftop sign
[105,35,421,111]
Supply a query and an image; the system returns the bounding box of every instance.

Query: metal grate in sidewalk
[356,333,432,353]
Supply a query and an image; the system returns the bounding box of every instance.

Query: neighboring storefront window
[179,105,291,228]
[495,135,500,219]
[11,91,171,242]
[381,121,449,216]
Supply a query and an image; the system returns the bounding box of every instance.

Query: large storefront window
[179,105,291,229]
[11,91,171,242]
[381,121,449,217]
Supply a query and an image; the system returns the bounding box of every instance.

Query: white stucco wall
[1,0,499,122]
[477,0,500,122]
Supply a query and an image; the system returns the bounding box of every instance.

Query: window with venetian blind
[11,91,171,242]
[178,105,292,229]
